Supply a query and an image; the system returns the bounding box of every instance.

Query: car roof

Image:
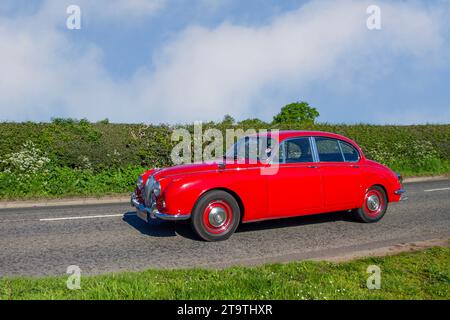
[249,130,360,148]
[252,130,344,140]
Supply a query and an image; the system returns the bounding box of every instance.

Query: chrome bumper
[130,193,191,222]
[394,188,408,201]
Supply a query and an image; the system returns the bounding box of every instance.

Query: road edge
[196,238,450,269]
[0,195,130,209]
[0,175,448,209]
[310,238,450,263]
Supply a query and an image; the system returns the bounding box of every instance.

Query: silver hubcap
[208,207,226,227]
[367,195,380,211]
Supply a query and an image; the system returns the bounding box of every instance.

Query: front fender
[362,164,402,203]
[159,169,267,221]
[161,175,218,215]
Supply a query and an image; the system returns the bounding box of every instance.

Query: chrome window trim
[312,136,350,163]
[282,140,287,164]
[313,136,361,163]
[310,136,320,163]
[272,136,360,165]
[278,136,317,164]
[338,140,361,163]
[337,140,344,160]
[313,136,344,163]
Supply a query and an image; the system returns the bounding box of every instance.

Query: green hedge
[1,120,448,171]
[0,166,145,199]
[0,120,448,199]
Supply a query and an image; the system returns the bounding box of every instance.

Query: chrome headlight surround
[153,180,161,197]
[144,175,162,207]
[137,175,144,189]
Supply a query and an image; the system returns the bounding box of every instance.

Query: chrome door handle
[307,165,318,168]
[351,165,359,168]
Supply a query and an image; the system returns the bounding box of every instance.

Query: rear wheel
[191,190,240,241]
[353,186,388,223]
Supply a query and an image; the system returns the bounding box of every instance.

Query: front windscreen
[225,136,275,162]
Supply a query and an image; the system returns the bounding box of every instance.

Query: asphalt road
[0,179,449,276]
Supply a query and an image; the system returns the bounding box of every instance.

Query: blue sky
[0,0,449,124]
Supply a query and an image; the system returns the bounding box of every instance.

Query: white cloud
[0,0,448,123]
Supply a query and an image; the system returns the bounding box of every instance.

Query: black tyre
[353,186,388,223]
[191,190,240,241]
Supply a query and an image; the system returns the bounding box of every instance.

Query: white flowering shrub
[367,142,397,166]
[0,141,50,175]
[75,155,92,171]
[107,149,122,167]
[366,140,443,172]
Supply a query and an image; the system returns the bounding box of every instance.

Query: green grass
[1,247,449,300]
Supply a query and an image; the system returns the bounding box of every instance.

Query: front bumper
[130,193,191,222]
[394,188,408,201]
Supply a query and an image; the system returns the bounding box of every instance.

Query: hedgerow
[0,120,448,199]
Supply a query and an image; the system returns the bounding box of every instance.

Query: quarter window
[339,141,360,162]
[281,138,313,163]
[315,137,344,162]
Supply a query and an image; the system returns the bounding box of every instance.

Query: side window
[282,138,313,163]
[339,141,360,162]
[315,137,344,162]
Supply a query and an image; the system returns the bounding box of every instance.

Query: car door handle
[350,164,359,168]
[307,165,318,168]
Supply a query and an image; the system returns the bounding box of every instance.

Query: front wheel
[353,186,388,223]
[191,190,240,241]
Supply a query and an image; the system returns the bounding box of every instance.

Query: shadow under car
[123,210,358,241]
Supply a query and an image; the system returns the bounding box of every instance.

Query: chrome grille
[143,175,155,207]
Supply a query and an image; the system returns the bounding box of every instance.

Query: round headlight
[153,181,161,197]
[137,175,143,189]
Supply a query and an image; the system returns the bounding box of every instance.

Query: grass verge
[1,247,449,300]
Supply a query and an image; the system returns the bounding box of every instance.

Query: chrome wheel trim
[208,207,227,228]
[367,194,380,212]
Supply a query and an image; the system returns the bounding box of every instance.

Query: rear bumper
[394,188,408,201]
[130,193,191,222]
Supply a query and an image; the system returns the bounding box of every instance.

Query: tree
[238,118,267,127]
[221,114,235,125]
[272,101,319,124]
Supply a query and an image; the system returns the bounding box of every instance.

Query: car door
[267,137,323,218]
[313,137,363,211]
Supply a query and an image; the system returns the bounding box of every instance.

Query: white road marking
[39,213,134,221]
[424,187,450,192]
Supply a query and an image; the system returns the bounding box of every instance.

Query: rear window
[339,141,360,162]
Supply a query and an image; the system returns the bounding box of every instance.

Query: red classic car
[131,131,406,241]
